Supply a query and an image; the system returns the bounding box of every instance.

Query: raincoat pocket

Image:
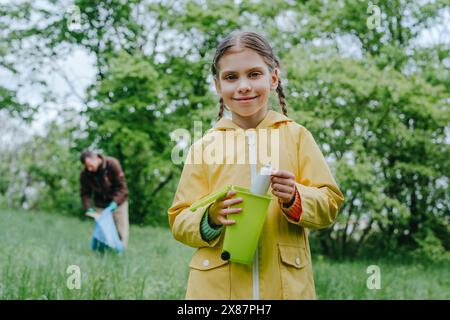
[278,244,314,299]
[185,248,231,299]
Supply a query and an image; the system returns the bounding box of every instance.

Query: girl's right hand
[208,190,243,226]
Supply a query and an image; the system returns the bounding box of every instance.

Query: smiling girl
[168,30,344,299]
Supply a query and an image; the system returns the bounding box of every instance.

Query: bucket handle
[189,185,233,212]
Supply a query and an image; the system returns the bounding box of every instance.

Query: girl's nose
[237,83,251,94]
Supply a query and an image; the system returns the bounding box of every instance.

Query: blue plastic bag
[90,207,124,253]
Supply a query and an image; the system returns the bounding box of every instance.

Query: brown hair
[211,30,287,121]
[80,150,97,164]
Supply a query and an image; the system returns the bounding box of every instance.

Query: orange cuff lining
[280,187,303,222]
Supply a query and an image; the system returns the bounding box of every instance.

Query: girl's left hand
[270,169,297,205]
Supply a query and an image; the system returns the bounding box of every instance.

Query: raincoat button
[295,257,301,266]
[203,259,210,267]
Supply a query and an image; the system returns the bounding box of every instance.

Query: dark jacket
[80,154,129,210]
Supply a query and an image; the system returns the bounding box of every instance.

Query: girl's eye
[225,75,237,80]
[249,72,261,78]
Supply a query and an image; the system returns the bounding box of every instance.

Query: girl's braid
[217,97,225,121]
[276,81,288,116]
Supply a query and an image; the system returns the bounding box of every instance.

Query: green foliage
[0,117,82,215]
[284,44,449,258]
[412,231,450,263]
[0,87,34,121]
[82,50,217,225]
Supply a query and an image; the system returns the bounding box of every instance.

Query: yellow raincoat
[168,110,344,299]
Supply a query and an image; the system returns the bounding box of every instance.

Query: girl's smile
[233,95,260,103]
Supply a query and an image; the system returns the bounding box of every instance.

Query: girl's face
[214,48,278,120]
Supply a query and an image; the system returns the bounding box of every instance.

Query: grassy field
[0,208,448,300]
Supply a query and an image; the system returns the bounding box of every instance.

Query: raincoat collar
[214,110,292,130]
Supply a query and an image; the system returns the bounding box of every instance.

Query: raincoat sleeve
[168,142,223,248]
[283,128,344,229]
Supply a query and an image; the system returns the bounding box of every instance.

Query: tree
[284,44,449,258]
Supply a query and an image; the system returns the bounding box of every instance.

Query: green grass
[0,208,194,299]
[313,256,449,299]
[0,208,448,299]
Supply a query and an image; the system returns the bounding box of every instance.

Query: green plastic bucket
[190,185,272,265]
[221,186,272,264]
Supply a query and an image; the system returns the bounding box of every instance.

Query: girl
[168,31,344,300]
